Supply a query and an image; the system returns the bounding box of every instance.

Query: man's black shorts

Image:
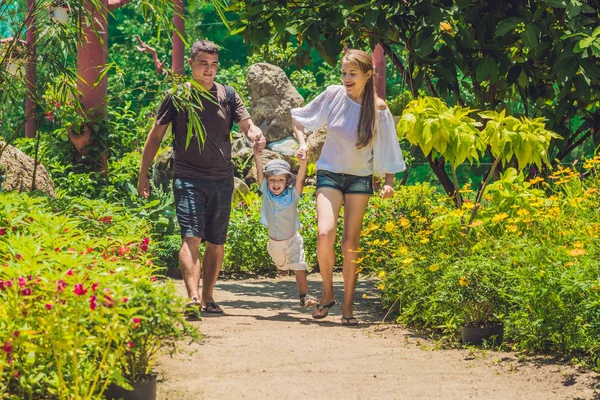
[173,177,234,245]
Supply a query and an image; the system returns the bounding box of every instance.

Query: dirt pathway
[156,275,599,400]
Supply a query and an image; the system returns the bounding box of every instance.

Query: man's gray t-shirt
[155,83,250,180]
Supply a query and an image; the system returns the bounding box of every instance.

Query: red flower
[122,297,128,303]
[66,269,73,276]
[15,254,22,260]
[91,283,99,292]
[0,281,4,290]
[151,276,157,282]
[4,280,12,289]
[45,303,52,310]
[12,332,19,338]
[46,112,53,121]
[132,317,141,328]
[142,237,150,245]
[0,228,5,235]
[118,246,129,257]
[140,244,149,252]
[98,216,112,224]
[56,280,67,292]
[74,284,87,296]
[89,295,97,310]
[21,288,31,296]
[2,342,12,354]
[18,278,26,287]
[86,247,94,254]
[54,247,60,252]
[128,342,134,348]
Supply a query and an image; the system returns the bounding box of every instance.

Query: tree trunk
[25,0,36,139]
[426,154,456,201]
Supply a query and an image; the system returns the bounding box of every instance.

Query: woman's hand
[381,185,394,199]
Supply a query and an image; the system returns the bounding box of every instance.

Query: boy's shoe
[299,293,318,308]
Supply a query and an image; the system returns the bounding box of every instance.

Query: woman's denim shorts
[316,169,373,195]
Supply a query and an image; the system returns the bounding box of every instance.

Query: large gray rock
[152,149,174,193]
[267,136,300,172]
[0,142,55,196]
[306,127,327,165]
[232,177,250,204]
[246,63,304,143]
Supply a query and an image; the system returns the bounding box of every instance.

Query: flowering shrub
[0,192,198,397]
[359,156,600,367]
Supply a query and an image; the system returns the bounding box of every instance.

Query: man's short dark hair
[190,40,219,59]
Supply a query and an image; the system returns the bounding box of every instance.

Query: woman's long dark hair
[342,49,376,149]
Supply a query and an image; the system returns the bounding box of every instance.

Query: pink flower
[66,269,73,276]
[74,284,87,296]
[122,297,128,303]
[140,244,149,252]
[45,303,52,310]
[128,342,134,348]
[151,276,157,282]
[46,112,53,121]
[2,342,12,354]
[142,237,150,246]
[56,280,67,292]
[0,281,4,290]
[18,278,26,287]
[21,288,31,296]
[91,283,99,292]
[89,295,97,310]
[4,280,12,289]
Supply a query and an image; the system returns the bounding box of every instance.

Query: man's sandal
[300,294,318,308]
[341,316,359,326]
[184,297,202,320]
[202,302,224,314]
[312,301,336,319]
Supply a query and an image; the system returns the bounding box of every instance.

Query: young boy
[254,146,317,308]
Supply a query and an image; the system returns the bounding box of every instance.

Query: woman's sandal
[312,301,336,319]
[341,316,359,326]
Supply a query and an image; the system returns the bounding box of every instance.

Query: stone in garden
[267,136,300,172]
[232,177,250,204]
[245,149,283,184]
[232,135,253,155]
[152,148,174,193]
[0,142,56,197]
[306,126,327,165]
[246,63,304,143]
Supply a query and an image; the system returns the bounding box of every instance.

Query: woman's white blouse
[291,85,406,177]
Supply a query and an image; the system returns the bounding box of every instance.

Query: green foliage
[358,157,600,365]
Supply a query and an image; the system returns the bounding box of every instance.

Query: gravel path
[156,275,599,400]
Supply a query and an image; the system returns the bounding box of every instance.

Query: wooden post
[77,0,108,117]
[25,0,36,138]
[172,0,185,75]
[373,43,386,99]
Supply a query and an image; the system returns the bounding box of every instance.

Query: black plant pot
[460,323,504,346]
[104,374,157,400]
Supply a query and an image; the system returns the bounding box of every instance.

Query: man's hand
[137,174,150,199]
[381,185,394,199]
[253,132,266,153]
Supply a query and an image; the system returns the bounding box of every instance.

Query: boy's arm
[254,146,264,187]
[295,157,307,196]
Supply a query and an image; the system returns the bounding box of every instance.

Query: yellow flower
[469,220,483,228]
[402,258,414,265]
[459,277,470,286]
[568,248,587,257]
[398,246,409,255]
[378,271,386,279]
[429,264,440,272]
[362,293,369,299]
[420,237,430,244]
[565,262,575,267]
[462,201,475,210]
[377,284,385,290]
[506,225,518,233]
[399,217,411,228]
[529,176,544,184]
[384,221,395,232]
[516,209,530,216]
[492,212,509,223]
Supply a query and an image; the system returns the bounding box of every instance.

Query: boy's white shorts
[267,232,308,271]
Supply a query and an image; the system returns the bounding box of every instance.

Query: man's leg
[179,237,202,301]
[201,241,224,305]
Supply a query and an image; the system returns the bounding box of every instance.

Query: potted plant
[453,258,505,346]
[104,279,200,400]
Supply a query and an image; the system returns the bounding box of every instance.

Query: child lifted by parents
[291,48,406,325]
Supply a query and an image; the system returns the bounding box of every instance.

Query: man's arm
[238,118,266,152]
[137,123,169,198]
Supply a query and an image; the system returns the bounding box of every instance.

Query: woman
[291,49,406,325]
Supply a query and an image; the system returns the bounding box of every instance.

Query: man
[137,40,265,314]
